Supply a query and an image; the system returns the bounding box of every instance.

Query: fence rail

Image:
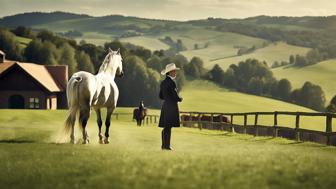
[113,113,159,125]
[180,111,336,146]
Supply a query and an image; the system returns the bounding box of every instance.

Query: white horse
[64,48,124,144]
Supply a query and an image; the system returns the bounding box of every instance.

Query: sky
[1,0,336,20]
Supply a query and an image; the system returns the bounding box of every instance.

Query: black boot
[161,129,165,149]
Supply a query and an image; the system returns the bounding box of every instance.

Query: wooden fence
[113,113,159,125]
[180,111,336,146]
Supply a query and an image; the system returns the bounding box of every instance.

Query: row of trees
[272,49,327,68]
[207,59,326,111]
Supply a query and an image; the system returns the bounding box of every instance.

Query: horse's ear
[108,47,113,53]
[117,48,120,55]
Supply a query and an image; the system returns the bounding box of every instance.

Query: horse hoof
[104,138,109,144]
[99,139,104,144]
[70,139,75,144]
[82,139,89,144]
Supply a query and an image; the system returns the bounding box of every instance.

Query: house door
[8,95,25,109]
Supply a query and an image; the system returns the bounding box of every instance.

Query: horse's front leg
[95,108,104,144]
[104,107,114,144]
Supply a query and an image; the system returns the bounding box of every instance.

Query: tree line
[207,59,326,111]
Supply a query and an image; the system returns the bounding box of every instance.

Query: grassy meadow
[1,108,336,189]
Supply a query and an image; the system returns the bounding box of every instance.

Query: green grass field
[1,108,336,189]
[14,36,32,48]
[273,59,336,102]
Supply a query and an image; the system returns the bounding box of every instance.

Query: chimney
[0,50,5,63]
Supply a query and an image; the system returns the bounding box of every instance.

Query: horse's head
[99,48,124,78]
[108,48,124,78]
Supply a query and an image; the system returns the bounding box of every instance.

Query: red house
[0,50,68,109]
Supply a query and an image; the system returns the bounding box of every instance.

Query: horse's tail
[64,76,82,134]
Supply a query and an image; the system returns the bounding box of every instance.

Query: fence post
[210,114,214,129]
[326,114,332,145]
[295,113,300,141]
[220,114,224,131]
[273,111,278,137]
[150,116,152,124]
[198,113,202,130]
[243,114,247,134]
[230,115,234,133]
[154,116,157,123]
[254,113,259,136]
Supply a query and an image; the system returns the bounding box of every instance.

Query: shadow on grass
[197,132,234,137]
[0,139,35,144]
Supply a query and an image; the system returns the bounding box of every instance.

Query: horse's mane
[98,53,111,73]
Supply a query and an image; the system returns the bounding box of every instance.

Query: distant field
[120,36,170,51]
[75,32,114,46]
[273,59,336,102]
[1,109,336,189]
[208,42,311,70]
[180,80,335,131]
[15,36,31,48]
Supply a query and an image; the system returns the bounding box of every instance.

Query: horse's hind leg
[79,108,90,144]
[104,107,114,144]
[95,108,104,144]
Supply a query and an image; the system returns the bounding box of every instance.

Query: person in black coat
[159,63,183,150]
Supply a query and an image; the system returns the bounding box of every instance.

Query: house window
[29,98,40,109]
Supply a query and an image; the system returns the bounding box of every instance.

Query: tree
[79,43,105,71]
[76,51,95,73]
[185,57,204,78]
[247,77,264,95]
[59,43,77,76]
[276,79,292,101]
[291,82,326,111]
[24,39,58,65]
[11,26,34,38]
[0,29,23,61]
[208,64,225,84]
[289,55,295,64]
[147,55,162,72]
[326,95,336,113]
[117,55,161,108]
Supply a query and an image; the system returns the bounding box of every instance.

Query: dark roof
[0,60,67,92]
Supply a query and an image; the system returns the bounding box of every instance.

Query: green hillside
[180,80,334,131]
[273,59,336,102]
[207,42,311,69]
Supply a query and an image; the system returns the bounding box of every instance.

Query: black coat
[158,76,182,128]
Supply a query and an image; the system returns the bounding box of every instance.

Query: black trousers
[161,127,171,148]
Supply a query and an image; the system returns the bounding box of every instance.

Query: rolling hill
[273,59,336,102]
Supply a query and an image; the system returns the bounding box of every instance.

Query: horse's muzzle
[118,71,124,78]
